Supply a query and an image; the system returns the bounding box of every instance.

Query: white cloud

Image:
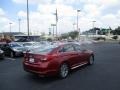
[0,8,10,32]
[55,0,76,4]
[37,4,76,17]
[0,8,17,32]
[16,10,55,34]
[12,0,52,4]
[1,0,120,34]
[13,0,120,6]
[56,4,76,17]
[15,3,120,34]
[80,0,120,14]
[78,17,93,31]
[83,4,101,18]
[117,10,120,18]
[15,4,79,34]
[17,11,27,17]
[100,14,119,28]
[0,8,5,17]
[80,0,119,6]
[37,4,56,14]
[98,0,119,6]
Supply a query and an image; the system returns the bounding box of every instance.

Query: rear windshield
[30,45,58,54]
[9,43,21,47]
[23,43,33,46]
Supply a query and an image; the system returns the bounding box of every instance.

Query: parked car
[22,42,51,52]
[23,43,94,78]
[93,37,106,41]
[119,41,120,44]
[0,42,27,57]
[0,49,4,59]
[21,42,40,51]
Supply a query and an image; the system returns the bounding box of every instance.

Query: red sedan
[23,43,94,78]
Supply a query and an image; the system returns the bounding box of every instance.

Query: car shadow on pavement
[0,59,4,62]
[23,64,93,84]
[0,57,6,61]
[24,73,61,84]
[69,64,88,74]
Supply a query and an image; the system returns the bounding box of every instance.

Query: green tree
[60,33,69,39]
[69,31,79,39]
[112,36,118,40]
[111,26,120,35]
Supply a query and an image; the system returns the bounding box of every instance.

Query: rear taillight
[24,54,58,62]
[24,53,27,58]
[24,53,31,61]
[40,54,57,62]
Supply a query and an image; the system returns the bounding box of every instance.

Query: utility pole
[27,0,30,38]
[9,22,12,33]
[77,10,80,40]
[73,23,76,31]
[92,21,96,36]
[53,9,58,38]
[48,28,51,35]
[51,24,56,38]
[18,18,21,33]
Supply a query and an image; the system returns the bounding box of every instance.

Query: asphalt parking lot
[0,42,120,90]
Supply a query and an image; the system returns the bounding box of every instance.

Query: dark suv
[0,48,4,59]
[0,42,26,57]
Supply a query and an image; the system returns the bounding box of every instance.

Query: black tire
[0,57,4,60]
[59,63,69,78]
[10,52,15,58]
[88,56,94,65]
[0,54,4,60]
[119,41,120,44]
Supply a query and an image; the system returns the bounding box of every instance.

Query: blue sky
[0,0,120,35]
[0,0,36,20]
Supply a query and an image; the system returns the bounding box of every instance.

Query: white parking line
[5,57,16,61]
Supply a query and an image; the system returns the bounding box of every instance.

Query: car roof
[52,42,80,47]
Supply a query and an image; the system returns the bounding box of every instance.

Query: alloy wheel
[89,56,94,65]
[59,63,69,78]
[10,52,14,58]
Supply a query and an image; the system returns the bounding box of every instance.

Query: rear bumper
[23,62,57,76]
[15,51,23,56]
[0,53,4,59]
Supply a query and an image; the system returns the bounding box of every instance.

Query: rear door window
[60,45,75,52]
[73,44,86,51]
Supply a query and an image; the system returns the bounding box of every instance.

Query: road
[0,42,120,90]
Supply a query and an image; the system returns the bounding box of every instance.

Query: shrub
[112,36,118,40]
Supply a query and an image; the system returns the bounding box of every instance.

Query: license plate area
[29,58,34,63]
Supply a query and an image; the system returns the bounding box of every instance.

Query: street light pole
[55,19,57,38]
[18,19,21,33]
[52,25,55,37]
[27,0,30,38]
[53,9,58,38]
[51,24,56,38]
[9,23,12,33]
[92,21,96,35]
[92,21,96,29]
[48,28,51,35]
[73,23,76,31]
[77,10,80,40]
[55,9,58,38]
